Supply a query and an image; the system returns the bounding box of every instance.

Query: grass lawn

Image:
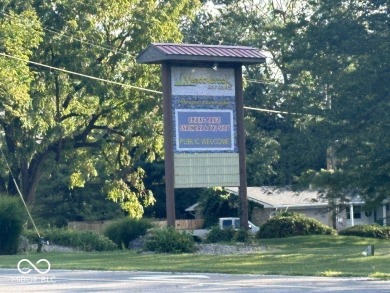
[1,235,390,279]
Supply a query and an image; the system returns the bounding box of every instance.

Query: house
[185,186,389,231]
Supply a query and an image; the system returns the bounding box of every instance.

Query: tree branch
[60,112,83,121]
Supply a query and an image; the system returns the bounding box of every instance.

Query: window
[222,219,233,229]
[346,206,361,219]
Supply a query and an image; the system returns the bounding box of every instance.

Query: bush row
[339,224,390,239]
[23,228,117,251]
[256,212,336,239]
[206,226,252,243]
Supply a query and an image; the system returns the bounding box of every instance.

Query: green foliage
[257,213,336,239]
[0,9,43,118]
[205,226,236,243]
[206,226,252,243]
[23,228,117,251]
[185,0,390,203]
[0,0,200,219]
[199,188,239,227]
[233,228,251,243]
[104,217,152,249]
[339,225,390,240]
[0,196,26,254]
[33,169,124,228]
[144,227,196,253]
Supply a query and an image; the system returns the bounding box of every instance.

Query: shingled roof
[226,187,328,208]
[136,43,266,65]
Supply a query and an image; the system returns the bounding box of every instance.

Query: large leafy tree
[183,0,327,186]
[294,0,390,205]
[185,0,390,207]
[0,0,200,218]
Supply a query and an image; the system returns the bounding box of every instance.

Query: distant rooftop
[226,187,328,208]
[136,43,266,65]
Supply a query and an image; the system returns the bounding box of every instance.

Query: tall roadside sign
[137,43,265,228]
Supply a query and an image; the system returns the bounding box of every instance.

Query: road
[1,269,390,292]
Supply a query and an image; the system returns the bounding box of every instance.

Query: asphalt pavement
[1,269,390,292]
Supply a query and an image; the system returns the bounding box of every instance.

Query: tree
[184,0,327,186]
[198,188,239,227]
[0,0,200,218]
[0,7,43,193]
[32,163,123,227]
[293,0,390,206]
[184,0,390,209]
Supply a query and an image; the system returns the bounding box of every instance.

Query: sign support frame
[162,63,176,227]
[137,43,266,229]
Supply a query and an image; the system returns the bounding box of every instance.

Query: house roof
[226,187,328,209]
[136,43,267,65]
[184,187,367,212]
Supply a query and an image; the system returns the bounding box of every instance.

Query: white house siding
[336,204,376,229]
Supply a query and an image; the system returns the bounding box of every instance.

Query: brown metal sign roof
[136,43,266,65]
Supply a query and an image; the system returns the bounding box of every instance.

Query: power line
[0,52,302,116]
[0,52,162,95]
[244,106,303,115]
[1,9,274,88]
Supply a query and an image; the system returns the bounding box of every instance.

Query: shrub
[0,196,26,255]
[233,229,252,243]
[339,224,390,239]
[144,227,195,253]
[257,212,336,239]
[104,218,152,249]
[23,228,117,251]
[205,226,236,243]
[22,229,40,243]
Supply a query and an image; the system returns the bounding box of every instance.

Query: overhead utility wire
[0,52,161,95]
[0,52,300,115]
[1,11,274,85]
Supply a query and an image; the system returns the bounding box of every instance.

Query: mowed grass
[1,235,390,279]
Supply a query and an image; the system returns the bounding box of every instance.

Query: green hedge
[23,228,117,251]
[0,196,26,255]
[257,212,336,239]
[104,217,152,249]
[144,227,196,253]
[339,224,390,239]
[205,226,236,243]
[205,226,252,243]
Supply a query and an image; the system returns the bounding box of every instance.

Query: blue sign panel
[175,110,234,151]
[171,67,237,154]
